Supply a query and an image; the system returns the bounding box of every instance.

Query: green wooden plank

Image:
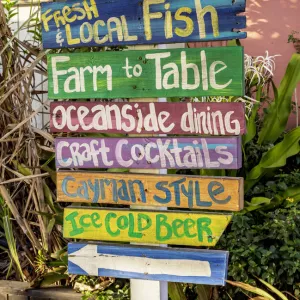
[48,47,244,99]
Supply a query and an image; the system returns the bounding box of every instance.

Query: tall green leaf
[258,53,300,144]
[243,86,262,146]
[168,282,186,300]
[195,285,212,300]
[40,272,68,287]
[243,197,272,213]
[245,127,300,192]
[3,216,25,280]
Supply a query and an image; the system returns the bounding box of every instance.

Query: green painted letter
[156,214,172,241]
[65,211,84,237]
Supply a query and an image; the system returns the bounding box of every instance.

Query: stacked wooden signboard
[41,0,247,292]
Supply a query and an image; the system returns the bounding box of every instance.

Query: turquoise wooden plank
[41,0,246,49]
[48,47,244,99]
[68,243,229,285]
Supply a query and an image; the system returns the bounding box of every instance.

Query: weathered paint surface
[50,102,246,135]
[63,207,232,246]
[47,47,244,99]
[55,137,242,170]
[68,243,229,285]
[57,171,244,211]
[41,0,246,49]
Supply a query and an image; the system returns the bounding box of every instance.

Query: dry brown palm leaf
[0,0,64,282]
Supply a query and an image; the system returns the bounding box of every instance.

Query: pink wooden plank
[50,102,246,135]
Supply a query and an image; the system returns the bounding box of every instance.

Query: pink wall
[188,1,299,126]
[242,0,300,127]
[242,0,298,84]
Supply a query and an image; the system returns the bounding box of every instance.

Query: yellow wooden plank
[57,171,243,211]
[63,207,232,246]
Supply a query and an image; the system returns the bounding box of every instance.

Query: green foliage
[244,171,300,213]
[258,54,300,144]
[212,52,300,300]
[245,127,300,192]
[217,206,300,298]
[0,196,24,280]
[27,16,42,44]
[168,283,215,300]
[288,31,300,43]
[39,272,69,287]
[169,282,186,300]
[80,279,130,300]
[242,86,262,146]
[3,0,18,24]
[240,54,300,212]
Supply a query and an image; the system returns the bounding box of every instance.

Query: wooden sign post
[128,45,169,299]
[41,0,247,298]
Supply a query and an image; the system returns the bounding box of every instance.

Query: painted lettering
[56,137,238,169]
[48,48,243,99]
[59,174,241,210]
[64,209,229,246]
[51,102,244,135]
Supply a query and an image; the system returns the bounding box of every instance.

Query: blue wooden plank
[41,0,246,49]
[68,243,229,285]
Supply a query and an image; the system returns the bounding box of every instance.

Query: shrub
[217,205,300,298]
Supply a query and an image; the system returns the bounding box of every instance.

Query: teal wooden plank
[48,47,244,99]
[41,0,246,49]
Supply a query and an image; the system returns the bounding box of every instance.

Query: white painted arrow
[68,244,212,277]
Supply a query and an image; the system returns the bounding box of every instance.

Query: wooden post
[41,1,247,298]
[129,43,168,300]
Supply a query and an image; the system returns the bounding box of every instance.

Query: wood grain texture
[63,207,232,246]
[57,171,244,211]
[50,101,246,135]
[41,0,246,49]
[47,47,244,99]
[55,136,242,170]
[0,281,81,300]
[68,243,229,285]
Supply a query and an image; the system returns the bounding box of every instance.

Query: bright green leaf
[245,127,300,192]
[258,53,300,144]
